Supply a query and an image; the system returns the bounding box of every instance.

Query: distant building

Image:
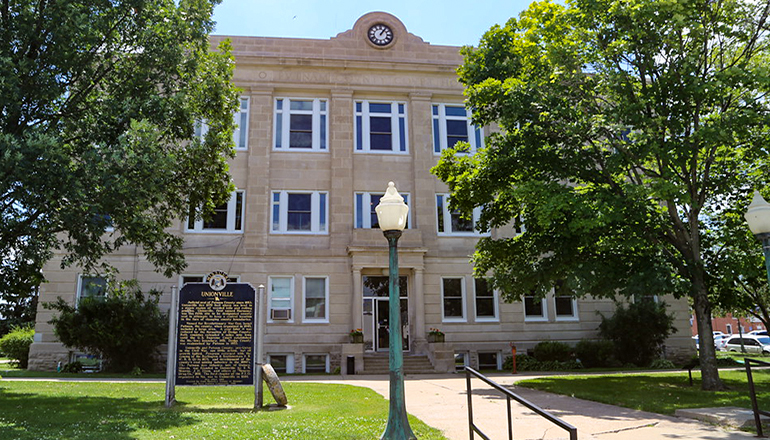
[692,313,765,336]
[28,12,695,373]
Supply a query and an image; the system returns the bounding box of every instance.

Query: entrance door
[373,297,409,352]
[362,275,409,352]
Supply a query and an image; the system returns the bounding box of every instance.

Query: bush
[599,300,677,367]
[0,325,34,368]
[649,359,676,369]
[45,280,168,373]
[575,339,617,368]
[61,361,83,373]
[533,341,572,362]
[504,354,584,372]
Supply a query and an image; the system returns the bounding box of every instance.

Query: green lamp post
[745,191,770,293]
[375,182,416,440]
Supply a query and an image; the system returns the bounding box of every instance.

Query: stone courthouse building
[28,12,695,373]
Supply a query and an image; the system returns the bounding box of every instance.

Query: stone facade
[28,12,696,372]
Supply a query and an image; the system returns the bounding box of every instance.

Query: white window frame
[473,278,499,322]
[187,190,245,233]
[354,100,408,154]
[354,192,411,229]
[436,194,486,236]
[302,276,329,323]
[274,98,328,151]
[267,353,295,374]
[271,190,328,234]
[432,103,483,154]
[268,276,295,323]
[441,277,467,322]
[196,96,250,151]
[523,295,548,322]
[76,275,108,303]
[234,97,250,150]
[554,296,579,321]
[303,353,329,373]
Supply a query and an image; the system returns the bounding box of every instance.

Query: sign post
[255,284,266,408]
[165,285,179,408]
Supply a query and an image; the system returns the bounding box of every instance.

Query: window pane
[524,297,543,317]
[234,192,243,231]
[305,278,326,319]
[203,201,228,229]
[319,193,326,231]
[476,298,495,317]
[290,114,312,148]
[271,278,291,299]
[446,120,468,148]
[272,192,280,231]
[369,103,391,113]
[370,116,391,133]
[370,133,392,150]
[290,100,313,111]
[182,276,204,284]
[443,278,463,318]
[81,277,107,298]
[555,297,574,316]
[270,355,287,373]
[305,355,326,373]
[445,106,467,117]
[287,194,312,231]
[444,298,463,318]
[370,194,383,229]
[451,211,474,232]
[355,193,364,228]
[436,195,445,232]
[478,352,498,369]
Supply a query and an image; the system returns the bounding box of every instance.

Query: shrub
[45,280,168,373]
[504,354,584,372]
[599,299,677,367]
[575,339,617,368]
[0,325,34,368]
[533,341,572,362]
[61,361,83,373]
[649,359,676,369]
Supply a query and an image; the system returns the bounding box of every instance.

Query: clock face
[368,24,394,46]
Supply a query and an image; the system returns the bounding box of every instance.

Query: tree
[45,280,168,372]
[433,0,770,390]
[0,0,240,297]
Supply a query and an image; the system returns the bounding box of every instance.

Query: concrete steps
[362,354,435,375]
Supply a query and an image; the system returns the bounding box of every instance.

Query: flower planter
[427,334,444,343]
[350,334,364,343]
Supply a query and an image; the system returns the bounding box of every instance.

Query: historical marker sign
[175,282,256,386]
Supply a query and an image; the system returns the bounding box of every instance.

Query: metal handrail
[464,366,578,440]
[745,357,770,437]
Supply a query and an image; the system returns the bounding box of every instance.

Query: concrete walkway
[286,372,757,440]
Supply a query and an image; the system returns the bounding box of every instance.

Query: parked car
[723,335,770,354]
[748,330,768,336]
[693,334,730,351]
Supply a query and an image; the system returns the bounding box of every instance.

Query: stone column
[352,267,363,330]
[412,267,427,353]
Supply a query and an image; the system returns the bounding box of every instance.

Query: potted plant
[349,328,364,343]
[427,328,445,343]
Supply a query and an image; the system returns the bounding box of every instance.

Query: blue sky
[212,0,534,47]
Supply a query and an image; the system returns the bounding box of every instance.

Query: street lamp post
[745,191,770,291]
[375,182,416,440]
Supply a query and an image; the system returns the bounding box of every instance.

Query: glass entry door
[362,275,409,352]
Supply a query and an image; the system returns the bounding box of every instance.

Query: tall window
[304,354,329,373]
[271,191,328,234]
[436,194,483,235]
[303,276,328,322]
[195,97,250,150]
[523,296,547,322]
[474,278,498,321]
[268,276,294,322]
[432,104,483,154]
[274,98,328,151]
[442,277,466,322]
[354,192,410,229]
[187,191,245,233]
[77,275,107,301]
[355,101,408,153]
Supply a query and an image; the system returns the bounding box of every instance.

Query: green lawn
[517,369,770,415]
[0,381,447,440]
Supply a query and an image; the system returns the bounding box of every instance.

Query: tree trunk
[692,285,724,391]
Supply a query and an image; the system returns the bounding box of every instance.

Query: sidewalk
[287,372,757,440]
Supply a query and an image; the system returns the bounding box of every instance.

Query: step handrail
[745,357,770,437]
[464,366,577,440]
